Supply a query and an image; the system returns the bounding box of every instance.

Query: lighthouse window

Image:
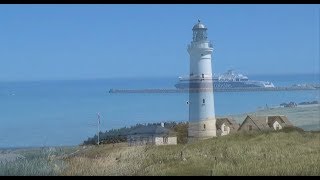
[203,99,205,104]
[203,124,206,130]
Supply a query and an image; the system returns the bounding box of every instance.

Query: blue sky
[0,4,319,81]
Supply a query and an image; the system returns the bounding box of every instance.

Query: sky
[0,4,319,81]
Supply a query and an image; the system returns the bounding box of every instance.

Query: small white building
[127,124,177,146]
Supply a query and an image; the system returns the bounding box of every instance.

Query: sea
[0,74,319,148]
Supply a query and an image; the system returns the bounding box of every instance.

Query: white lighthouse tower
[187,20,216,141]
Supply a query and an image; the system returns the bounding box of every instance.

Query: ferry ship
[175,69,275,89]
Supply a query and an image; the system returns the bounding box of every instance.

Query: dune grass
[62,130,320,176]
[0,146,77,176]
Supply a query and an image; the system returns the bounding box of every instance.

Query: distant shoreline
[259,103,320,110]
[296,104,320,108]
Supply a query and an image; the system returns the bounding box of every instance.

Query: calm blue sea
[0,74,319,148]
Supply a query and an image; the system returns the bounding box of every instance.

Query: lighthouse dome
[192,20,207,30]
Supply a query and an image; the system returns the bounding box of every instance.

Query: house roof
[249,115,270,130]
[268,115,293,127]
[216,118,240,130]
[241,115,293,130]
[127,125,176,136]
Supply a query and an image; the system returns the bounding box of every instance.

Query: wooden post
[97,113,101,145]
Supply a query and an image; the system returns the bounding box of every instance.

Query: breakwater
[109,86,319,94]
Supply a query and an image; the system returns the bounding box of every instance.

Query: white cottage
[127,124,177,146]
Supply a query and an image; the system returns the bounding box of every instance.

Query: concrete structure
[127,124,177,146]
[238,115,293,132]
[187,20,216,141]
[216,118,240,136]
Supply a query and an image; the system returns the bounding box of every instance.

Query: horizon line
[0,72,319,83]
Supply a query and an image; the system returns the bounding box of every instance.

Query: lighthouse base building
[188,118,217,141]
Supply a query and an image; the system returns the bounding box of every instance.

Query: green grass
[0,146,78,176]
[0,157,63,176]
[62,130,320,176]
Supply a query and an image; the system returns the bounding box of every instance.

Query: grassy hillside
[62,130,320,176]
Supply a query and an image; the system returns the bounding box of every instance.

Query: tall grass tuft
[0,146,78,176]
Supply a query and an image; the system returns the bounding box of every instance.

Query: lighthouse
[187,20,216,141]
